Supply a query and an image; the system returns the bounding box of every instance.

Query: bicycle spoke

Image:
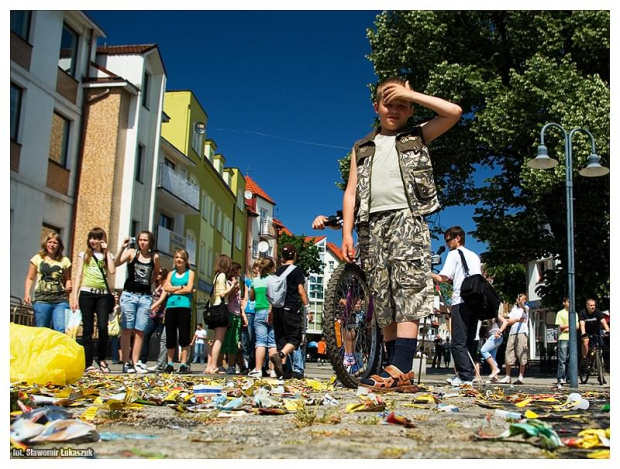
[323,263,382,388]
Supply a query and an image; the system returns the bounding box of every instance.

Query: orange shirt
[317,340,326,354]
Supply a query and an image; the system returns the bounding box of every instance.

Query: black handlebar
[324,210,343,228]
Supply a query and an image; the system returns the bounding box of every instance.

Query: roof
[304,236,344,261]
[326,242,345,261]
[276,220,293,237]
[304,236,326,244]
[245,175,276,205]
[97,44,158,55]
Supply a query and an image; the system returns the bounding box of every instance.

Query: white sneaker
[148,364,162,372]
[269,370,278,378]
[135,362,149,374]
[248,369,262,378]
[498,376,512,384]
[448,376,463,386]
[446,375,459,384]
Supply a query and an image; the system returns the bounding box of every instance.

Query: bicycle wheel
[579,354,590,384]
[595,350,606,385]
[323,262,383,388]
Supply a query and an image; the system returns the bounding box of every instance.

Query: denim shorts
[120,291,152,331]
[254,309,276,349]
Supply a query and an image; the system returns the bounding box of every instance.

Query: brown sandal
[359,365,419,393]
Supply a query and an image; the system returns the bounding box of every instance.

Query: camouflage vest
[353,125,441,224]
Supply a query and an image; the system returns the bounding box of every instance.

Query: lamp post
[528,123,609,389]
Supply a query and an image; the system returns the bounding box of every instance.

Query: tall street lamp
[528,123,609,389]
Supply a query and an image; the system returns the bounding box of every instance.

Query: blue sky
[87,9,488,258]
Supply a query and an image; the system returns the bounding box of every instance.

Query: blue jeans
[109,335,120,362]
[193,343,205,363]
[140,316,164,363]
[254,309,276,349]
[557,340,570,382]
[120,291,151,331]
[33,301,68,333]
[292,346,305,374]
[241,313,255,369]
[480,334,503,363]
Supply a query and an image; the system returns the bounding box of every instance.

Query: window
[217,207,222,233]
[237,191,244,210]
[208,202,215,226]
[58,23,79,77]
[11,84,23,142]
[252,241,258,259]
[201,193,210,220]
[164,158,175,170]
[11,10,31,40]
[191,122,204,156]
[235,227,242,251]
[199,242,206,274]
[160,213,173,230]
[142,71,150,109]
[308,275,324,300]
[49,111,70,167]
[131,220,139,237]
[207,248,213,276]
[135,144,145,183]
[328,261,335,272]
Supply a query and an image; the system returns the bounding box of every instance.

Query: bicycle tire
[323,262,383,388]
[595,349,606,385]
[579,354,590,384]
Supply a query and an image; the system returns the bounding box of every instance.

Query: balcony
[157,163,200,214]
[259,217,277,239]
[156,226,196,266]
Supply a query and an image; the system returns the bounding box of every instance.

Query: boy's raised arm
[382,81,462,144]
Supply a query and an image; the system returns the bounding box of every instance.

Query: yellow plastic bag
[10,323,85,385]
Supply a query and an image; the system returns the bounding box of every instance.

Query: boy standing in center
[342,77,461,391]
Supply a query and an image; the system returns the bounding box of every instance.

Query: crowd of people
[21,75,609,384]
[23,227,313,378]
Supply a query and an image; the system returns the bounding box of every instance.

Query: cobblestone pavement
[10,363,611,461]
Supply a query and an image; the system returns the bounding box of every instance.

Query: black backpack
[457,249,501,320]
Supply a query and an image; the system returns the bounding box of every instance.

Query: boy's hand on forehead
[382,80,414,104]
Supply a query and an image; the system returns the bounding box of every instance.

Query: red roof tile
[245,175,276,205]
[97,44,158,55]
[304,236,326,244]
[326,242,345,261]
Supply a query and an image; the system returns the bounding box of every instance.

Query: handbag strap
[456,248,471,278]
[93,252,112,295]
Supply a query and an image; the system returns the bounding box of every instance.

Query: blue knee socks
[388,338,417,374]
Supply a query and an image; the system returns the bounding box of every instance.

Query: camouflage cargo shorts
[358,208,434,329]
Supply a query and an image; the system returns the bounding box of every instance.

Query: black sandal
[97,361,110,374]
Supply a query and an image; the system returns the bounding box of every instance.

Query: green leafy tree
[277,233,324,277]
[344,11,609,308]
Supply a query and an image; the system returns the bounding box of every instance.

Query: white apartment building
[10,11,105,299]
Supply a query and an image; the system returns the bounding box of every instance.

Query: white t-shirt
[194,329,207,344]
[438,246,482,305]
[369,134,408,213]
[508,305,529,335]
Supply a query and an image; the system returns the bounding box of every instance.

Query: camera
[128,236,136,247]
